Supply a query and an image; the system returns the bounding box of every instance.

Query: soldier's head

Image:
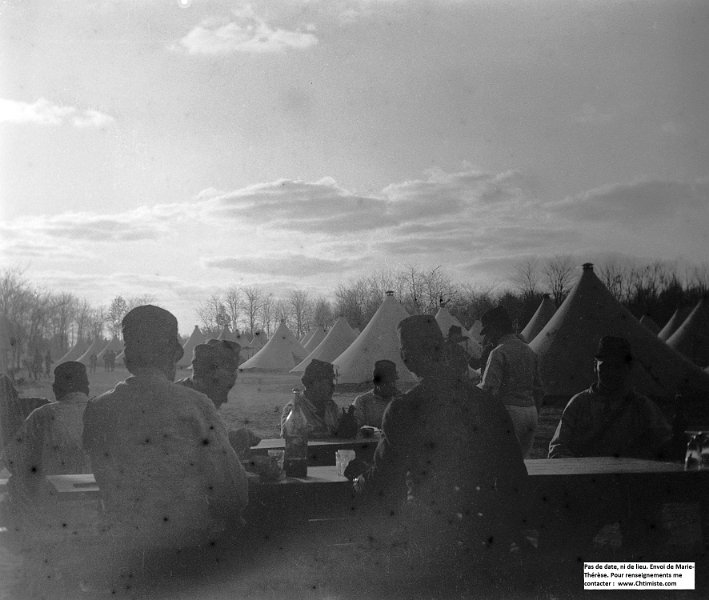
[122,305,184,379]
[397,315,445,378]
[191,339,241,409]
[479,306,514,345]
[301,359,335,406]
[372,359,398,398]
[52,361,89,400]
[594,336,634,394]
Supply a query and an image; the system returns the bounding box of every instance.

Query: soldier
[83,306,247,561]
[350,360,400,429]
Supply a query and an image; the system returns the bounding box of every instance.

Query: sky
[1,0,708,333]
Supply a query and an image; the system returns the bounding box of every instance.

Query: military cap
[373,359,397,382]
[193,338,241,370]
[302,359,335,383]
[480,306,513,336]
[594,336,633,363]
[122,305,184,365]
[398,315,444,351]
[53,361,89,389]
[447,325,469,343]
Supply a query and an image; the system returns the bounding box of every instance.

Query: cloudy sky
[1,0,708,333]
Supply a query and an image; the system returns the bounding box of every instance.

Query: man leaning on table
[83,305,248,557]
[548,336,672,460]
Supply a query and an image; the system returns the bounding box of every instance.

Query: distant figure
[44,350,52,378]
[350,360,400,429]
[280,359,341,439]
[88,353,97,375]
[31,349,43,381]
[350,315,528,581]
[108,349,116,372]
[5,362,91,507]
[83,305,248,558]
[549,336,672,459]
[478,306,544,457]
[103,350,111,372]
[177,338,260,458]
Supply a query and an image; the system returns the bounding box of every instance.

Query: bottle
[283,390,309,478]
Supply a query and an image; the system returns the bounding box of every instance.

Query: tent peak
[385,290,394,297]
[582,262,594,271]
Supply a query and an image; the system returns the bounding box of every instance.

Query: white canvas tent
[666,297,709,368]
[468,321,483,343]
[332,292,416,384]
[217,325,239,343]
[56,338,90,365]
[177,325,207,368]
[291,317,357,374]
[239,321,307,371]
[249,331,267,350]
[639,315,661,335]
[76,338,107,366]
[303,327,327,354]
[97,336,122,361]
[299,328,317,349]
[520,295,556,343]
[658,307,691,342]
[529,263,709,402]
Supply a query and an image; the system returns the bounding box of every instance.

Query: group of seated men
[0,302,681,591]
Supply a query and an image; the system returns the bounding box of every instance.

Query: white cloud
[176,6,318,55]
[0,97,114,128]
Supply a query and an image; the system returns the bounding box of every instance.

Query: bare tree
[196,294,228,336]
[289,290,313,337]
[106,296,129,339]
[259,293,274,336]
[312,297,334,328]
[512,258,540,300]
[223,287,241,333]
[543,255,576,306]
[241,286,263,335]
[274,298,291,330]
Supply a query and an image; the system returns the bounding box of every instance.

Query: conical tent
[177,325,207,368]
[520,295,556,343]
[333,292,416,384]
[303,327,327,354]
[666,297,709,368]
[249,331,267,349]
[300,329,317,348]
[97,336,122,361]
[56,338,90,364]
[76,338,107,366]
[639,315,661,336]
[217,325,239,343]
[434,307,481,359]
[529,263,709,402]
[658,307,692,342]
[238,321,307,371]
[291,317,357,373]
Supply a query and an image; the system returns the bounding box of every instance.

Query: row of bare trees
[3,255,707,374]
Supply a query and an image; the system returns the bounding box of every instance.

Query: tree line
[1,256,707,372]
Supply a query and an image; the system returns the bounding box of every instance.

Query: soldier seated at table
[349,359,400,430]
[4,361,92,514]
[83,306,247,568]
[548,336,672,460]
[348,315,528,588]
[177,338,260,458]
[280,359,350,439]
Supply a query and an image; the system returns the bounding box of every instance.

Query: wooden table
[5,457,707,551]
[250,437,379,466]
